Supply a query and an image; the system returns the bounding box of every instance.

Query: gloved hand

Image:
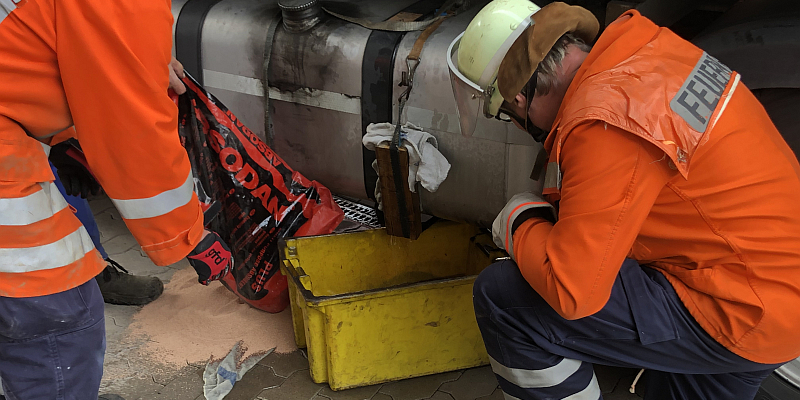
[48,140,101,198]
[188,230,233,285]
[492,192,555,260]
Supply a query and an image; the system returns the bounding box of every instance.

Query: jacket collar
[544,10,660,152]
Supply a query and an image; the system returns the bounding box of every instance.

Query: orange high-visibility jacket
[0,0,204,297]
[513,10,800,364]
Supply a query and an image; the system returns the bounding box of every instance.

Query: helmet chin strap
[526,120,549,143]
[522,70,549,142]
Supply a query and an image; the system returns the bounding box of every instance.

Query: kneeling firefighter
[448,1,800,399]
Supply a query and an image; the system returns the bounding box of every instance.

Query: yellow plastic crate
[279,221,503,390]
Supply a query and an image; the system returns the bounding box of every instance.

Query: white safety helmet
[447,0,541,137]
[448,0,599,137]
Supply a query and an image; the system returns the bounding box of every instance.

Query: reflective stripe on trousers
[473,260,781,400]
[492,355,601,400]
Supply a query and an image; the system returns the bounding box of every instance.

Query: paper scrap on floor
[203,341,273,400]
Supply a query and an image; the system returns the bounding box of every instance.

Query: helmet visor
[448,33,489,137]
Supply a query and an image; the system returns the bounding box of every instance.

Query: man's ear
[514,93,527,110]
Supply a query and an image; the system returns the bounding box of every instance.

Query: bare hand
[169,57,187,95]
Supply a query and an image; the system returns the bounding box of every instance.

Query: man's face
[504,95,529,132]
[498,92,550,142]
[499,92,538,132]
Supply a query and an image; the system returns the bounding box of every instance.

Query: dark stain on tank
[245,5,282,81]
[268,15,350,92]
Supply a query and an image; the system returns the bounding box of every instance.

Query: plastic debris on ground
[203,341,273,400]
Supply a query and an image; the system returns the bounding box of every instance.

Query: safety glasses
[497,70,548,142]
[495,70,538,123]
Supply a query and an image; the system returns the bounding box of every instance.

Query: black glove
[48,140,100,198]
[187,231,233,285]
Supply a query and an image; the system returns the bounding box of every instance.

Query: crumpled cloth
[203,341,274,400]
[362,122,451,197]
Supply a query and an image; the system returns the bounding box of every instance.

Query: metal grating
[333,195,380,228]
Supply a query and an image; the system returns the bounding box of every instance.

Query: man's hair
[534,33,592,96]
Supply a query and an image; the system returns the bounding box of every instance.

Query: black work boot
[98,395,126,400]
[94,259,164,306]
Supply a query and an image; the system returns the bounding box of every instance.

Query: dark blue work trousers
[0,279,106,400]
[473,259,783,400]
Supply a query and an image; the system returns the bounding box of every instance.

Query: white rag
[203,341,273,400]
[362,122,451,197]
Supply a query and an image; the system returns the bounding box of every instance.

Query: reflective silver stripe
[40,142,51,157]
[0,182,68,226]
[489,356,581,389]
[0,0,16,22]
[543,162,562,190]
[562,372,600,400]
[0,226,95,273]
[499,373,600,400]
[670,52,733,133]
[111,171,195,220]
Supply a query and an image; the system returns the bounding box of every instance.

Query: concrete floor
[91,195,643,400]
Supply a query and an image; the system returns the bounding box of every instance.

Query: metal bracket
[400,58,421,88]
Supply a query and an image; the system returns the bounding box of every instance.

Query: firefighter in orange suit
[0,0,232,398]
[449,1,800,399]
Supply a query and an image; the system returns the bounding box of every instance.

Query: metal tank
[171,0,542,227]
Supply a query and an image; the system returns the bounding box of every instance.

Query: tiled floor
[91,195,642,400]
[103,354,644,400]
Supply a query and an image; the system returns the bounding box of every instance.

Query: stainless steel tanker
[170,0,542,228]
